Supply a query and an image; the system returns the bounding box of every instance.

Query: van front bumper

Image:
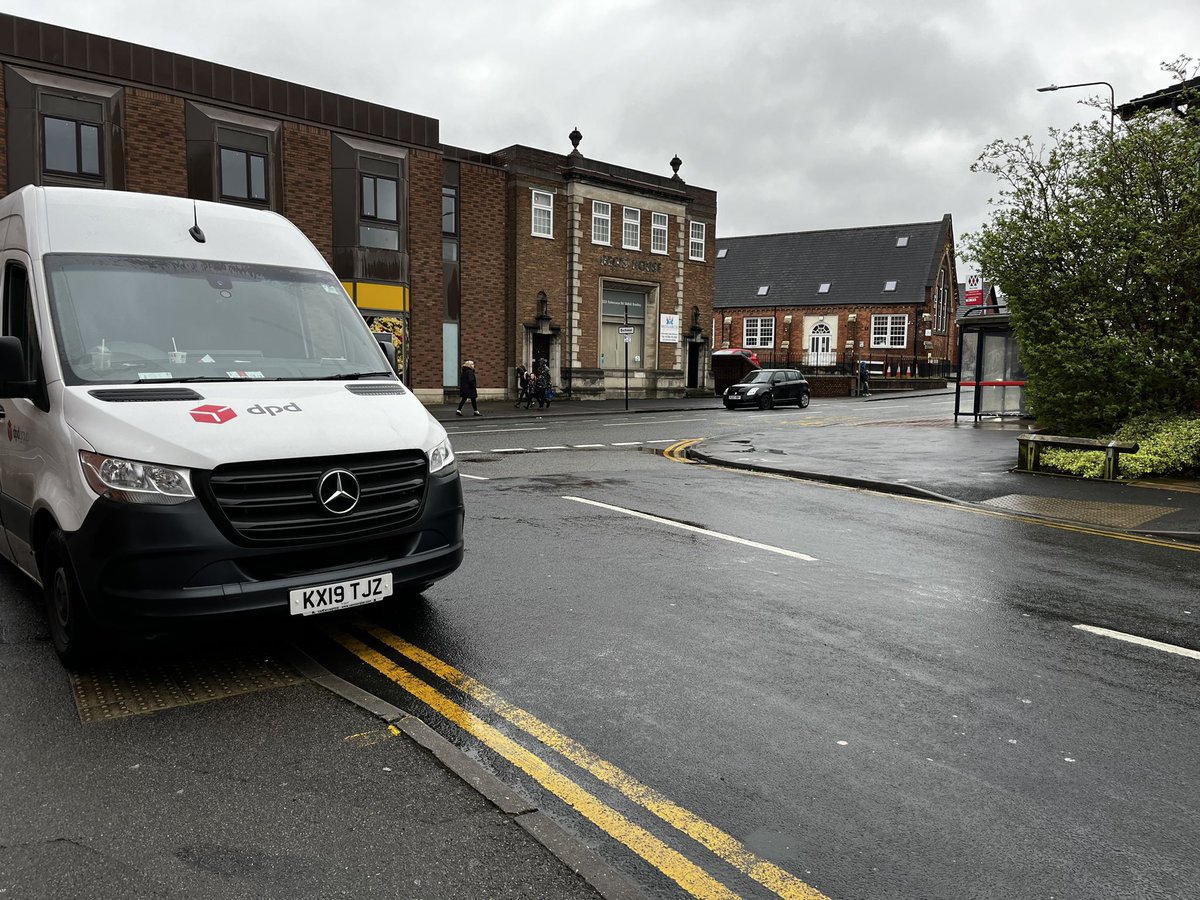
[64,470,464,627]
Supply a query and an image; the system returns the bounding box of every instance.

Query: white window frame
[592,201,611,245]
[871,314,908,349]
[743,316,775,349]
[651,212,668,254]
[622,207,640,250]
[532,190,553,238]
[689,221,706,260]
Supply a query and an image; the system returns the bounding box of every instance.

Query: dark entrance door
[532,334,551,368]
[687,342,700,389]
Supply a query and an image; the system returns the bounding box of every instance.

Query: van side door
[0,256,48,574]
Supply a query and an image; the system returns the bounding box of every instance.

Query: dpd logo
[190,404,237,424]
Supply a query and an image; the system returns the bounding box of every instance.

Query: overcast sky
[5,1,1197,275]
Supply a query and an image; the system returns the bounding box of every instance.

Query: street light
[1037,81,1116,137]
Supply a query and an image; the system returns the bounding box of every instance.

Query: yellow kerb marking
[334,632,741,900]
[365,626,831,900]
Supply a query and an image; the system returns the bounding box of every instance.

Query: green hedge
[1040,414,1200,479]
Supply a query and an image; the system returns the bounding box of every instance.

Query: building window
[186,103,279,209]
[532,190,553,237]
[872,314,908,349]
[883,280,898,292]
[601,287,646,369]
[443,186,458,234]
[356,157,401,250]
[592,201,611,245]
[218,130,269,204]
[651,212,668,254]
[623,207,640,250]
[743,317,774,349]
[42,100,103,179]
[689,221,706,260]
[4,66,125,191]
[818,283,831,294]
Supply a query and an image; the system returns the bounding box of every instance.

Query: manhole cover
[70,652,305,723]
[980,494,1179,528]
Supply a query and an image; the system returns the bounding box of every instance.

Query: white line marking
[457,449,483,454]
[645,439,676,444]
[446,427,548,435]
[491,448,525,453]
[563,496,818,561]
[534,445,568,450]
[1073,624,1200,661]
[602,417,710,427]
[460,473,489,480]
[573,444,605,448]
[612,441,643,446]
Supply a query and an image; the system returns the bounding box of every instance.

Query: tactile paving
[979,494,1179,528]
[70,652,305,723]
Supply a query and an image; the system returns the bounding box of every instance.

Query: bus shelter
[954,308,1028,421]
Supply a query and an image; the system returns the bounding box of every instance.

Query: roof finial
[670,153,683,181]
[569,126,583,156]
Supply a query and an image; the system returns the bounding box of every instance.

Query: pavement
[4,390,1197,900]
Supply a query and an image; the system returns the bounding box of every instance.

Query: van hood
[62,381,444,470]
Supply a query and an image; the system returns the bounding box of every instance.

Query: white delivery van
[0,186,463,667]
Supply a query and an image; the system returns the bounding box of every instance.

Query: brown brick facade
[282,122,332,262]
[0,12,717,402]
[124,89,186,197]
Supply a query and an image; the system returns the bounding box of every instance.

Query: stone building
[0,12,716,403]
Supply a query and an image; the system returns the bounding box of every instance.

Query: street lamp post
[1036,81,1116,137]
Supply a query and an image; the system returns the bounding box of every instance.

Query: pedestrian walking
[534,358,551,409]
[457,360,481,416]
[514,364,528,407]
[858,359,871,397]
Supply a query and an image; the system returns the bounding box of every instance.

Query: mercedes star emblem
[317,468,361,515]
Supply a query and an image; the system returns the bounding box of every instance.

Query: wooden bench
[1016,433,1140,480]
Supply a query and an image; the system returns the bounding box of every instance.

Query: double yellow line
[663,439,702,463]
[335,626,831,900]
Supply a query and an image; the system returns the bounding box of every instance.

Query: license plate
[289,572,393,616]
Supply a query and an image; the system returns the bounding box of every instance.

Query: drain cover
[980,494,1179,528]
[70,652,305,723]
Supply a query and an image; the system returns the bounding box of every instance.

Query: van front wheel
[42,532,97,668]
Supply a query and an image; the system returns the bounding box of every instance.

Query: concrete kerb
[285,645,647,900]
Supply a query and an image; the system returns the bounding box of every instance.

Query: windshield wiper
[301,371,397,381]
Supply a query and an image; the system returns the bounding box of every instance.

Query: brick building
[714,216,959,384]
[0,13,716,402]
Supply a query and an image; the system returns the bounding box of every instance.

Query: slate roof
[715,215,952,309]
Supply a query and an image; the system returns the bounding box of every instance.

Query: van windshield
[44,254,393,385]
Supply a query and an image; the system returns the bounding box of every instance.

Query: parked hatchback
[723,368,811,410]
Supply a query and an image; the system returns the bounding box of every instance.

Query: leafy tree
[963,61,1200,435]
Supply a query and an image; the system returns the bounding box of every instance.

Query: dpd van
[0,186,464,667]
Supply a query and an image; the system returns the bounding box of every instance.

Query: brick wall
[0,65,7,200]
[282,122,332,262]
[408,150,444,393]
[124,89,187,196]
[459,162,507,390]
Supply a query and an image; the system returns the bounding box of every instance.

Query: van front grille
[199,450,428,545]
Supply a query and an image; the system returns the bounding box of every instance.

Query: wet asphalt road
[302,402,1200,900]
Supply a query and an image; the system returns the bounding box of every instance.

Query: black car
[723,368,811,409]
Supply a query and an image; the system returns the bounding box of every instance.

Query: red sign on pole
[964,274,983,306]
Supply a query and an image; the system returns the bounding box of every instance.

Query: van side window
[3,262,41,383]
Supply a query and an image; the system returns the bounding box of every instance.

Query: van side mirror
[0,336,34,399]
[373,332,399,375]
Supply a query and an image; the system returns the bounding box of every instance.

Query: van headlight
[428,438,456,474]
[80,451,194,505]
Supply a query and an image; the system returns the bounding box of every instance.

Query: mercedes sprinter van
[0,186,463,667]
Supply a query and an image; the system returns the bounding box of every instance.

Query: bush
[1040,414,1200,479]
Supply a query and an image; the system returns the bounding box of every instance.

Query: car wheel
[41,531,97,669]
[758,393,773,410]
[798,392,811,409]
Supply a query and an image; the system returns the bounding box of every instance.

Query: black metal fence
[744,349,954,379]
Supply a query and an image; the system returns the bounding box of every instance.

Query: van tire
[42,531,97,668]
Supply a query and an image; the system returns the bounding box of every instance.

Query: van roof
[2,186,327,269]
